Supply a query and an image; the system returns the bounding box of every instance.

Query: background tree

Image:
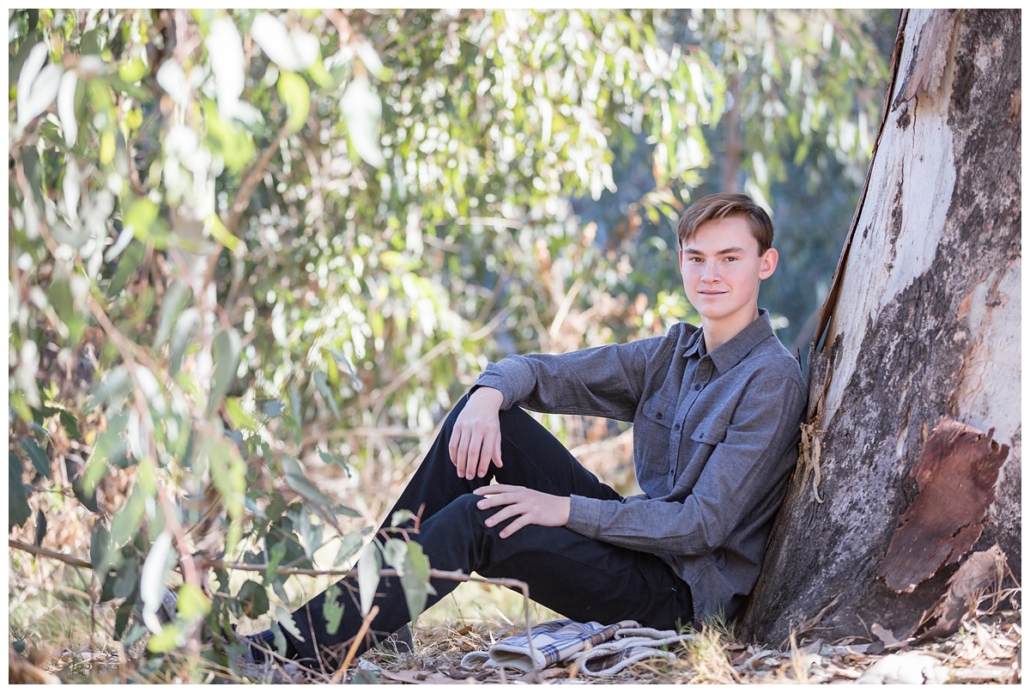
[742,8,1021,645]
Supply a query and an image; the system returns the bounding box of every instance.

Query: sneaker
[381,624,414,655]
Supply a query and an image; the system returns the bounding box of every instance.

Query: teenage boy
[244,192,807,671]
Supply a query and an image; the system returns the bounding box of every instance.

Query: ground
[8,565,1021,684]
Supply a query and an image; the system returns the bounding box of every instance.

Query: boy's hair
[677,193,774,255]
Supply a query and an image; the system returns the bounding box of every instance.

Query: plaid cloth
[461,619,635,673]
[460,619,693,675]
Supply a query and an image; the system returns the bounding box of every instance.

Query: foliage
[7,8,722,673]
[8,8,892,678]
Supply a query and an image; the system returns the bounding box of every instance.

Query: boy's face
[678,216,778,328]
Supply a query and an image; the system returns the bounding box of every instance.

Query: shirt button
[693,384,702,391]
[674,423,681,431]
[656,412,663,420]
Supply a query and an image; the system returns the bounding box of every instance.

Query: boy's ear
[759,248,778,280]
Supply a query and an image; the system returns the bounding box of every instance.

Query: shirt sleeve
[565,373,806,555]
[471,334,667,422]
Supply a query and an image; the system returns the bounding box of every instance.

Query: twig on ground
[332,605,380,683]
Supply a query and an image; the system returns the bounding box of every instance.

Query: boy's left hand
[472,485,571,538]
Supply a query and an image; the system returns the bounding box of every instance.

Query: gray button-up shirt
[473,310,807,623]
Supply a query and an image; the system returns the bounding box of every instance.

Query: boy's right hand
[449,387,504,479]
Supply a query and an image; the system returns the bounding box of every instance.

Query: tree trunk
[741,9,1020,645]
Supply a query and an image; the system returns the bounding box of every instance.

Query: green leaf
[123,622,148,648]
[340,74,384,167]
[20,437,49,478]
[237,579,269,619]
[73,478,99,513]
[208,328,242,418]
[312,370,340,420]
[109,475,152,549]
[277,71,310,134]
[399,542,432,627]
[261,400,285,418]
[154,279,190,349]
[140,531,175,632]
[112,556,139,599]
[9,453,32,529]
[114,594,136,639]
[274,605,305,643]
[168,308,200,377]
[204,212,239,251]
[146,622,181,653]
[264,542,286,586]
[357,542,381,616]
[90,522,113,575]
[119,57,147,83]
[280,455,334,510]
[177,583,212,621]
[332,531,365,567]
[225,396,259,431]
[271,622,287,658]
[390,510,416,528]
[323,583,345,636]
[124,197,159,237]
[33,508,47,547]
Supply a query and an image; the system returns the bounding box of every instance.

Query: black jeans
[280,395,694,669]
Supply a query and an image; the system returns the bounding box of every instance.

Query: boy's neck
[701,305,761,352]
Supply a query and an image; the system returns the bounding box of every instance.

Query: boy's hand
[472,485,571,538]
[449,387,504,479]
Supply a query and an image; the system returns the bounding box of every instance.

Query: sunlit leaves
[276,71,310,134]
[251,12,319,72]
[16,42,62,129]
[208,328,242,418]
[140,530,175,634]
[205,16,246,120]
[357,542,381,616]
[340,74,384,167]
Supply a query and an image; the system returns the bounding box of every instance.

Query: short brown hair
[677,193,774,255]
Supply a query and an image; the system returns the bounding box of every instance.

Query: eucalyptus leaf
[111,556,139,599]
[274,605,305,642]
[332,531,365,567]
[207,328,242,418]
[312,370,340,420]
[251,13,318,72]
[140,530,175,634]
[340,74,384,167]
[237,579,269,619]
[399,541,432,627]
[20,437,50,478]
[323,583,345,636]
[280,455,334,509]
[154,279,190,349]
[168,308,201,376]
[206,16,245,119]
[177,583,212,621]
[357,542,381,616]
[33,508,47,547]
[276,71,310,134]
[9,453,32,531]
[90,522,112,575]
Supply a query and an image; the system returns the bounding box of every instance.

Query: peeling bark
[879,418,1008,593]
[741,10,1020,645]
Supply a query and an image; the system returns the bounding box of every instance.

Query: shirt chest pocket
[689,411,732,446]
[635,394,677,487]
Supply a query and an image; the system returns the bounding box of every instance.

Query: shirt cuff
[471,374,515,410]
[566,495,606,537]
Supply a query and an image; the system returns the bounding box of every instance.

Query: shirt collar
[682,309,775,372]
